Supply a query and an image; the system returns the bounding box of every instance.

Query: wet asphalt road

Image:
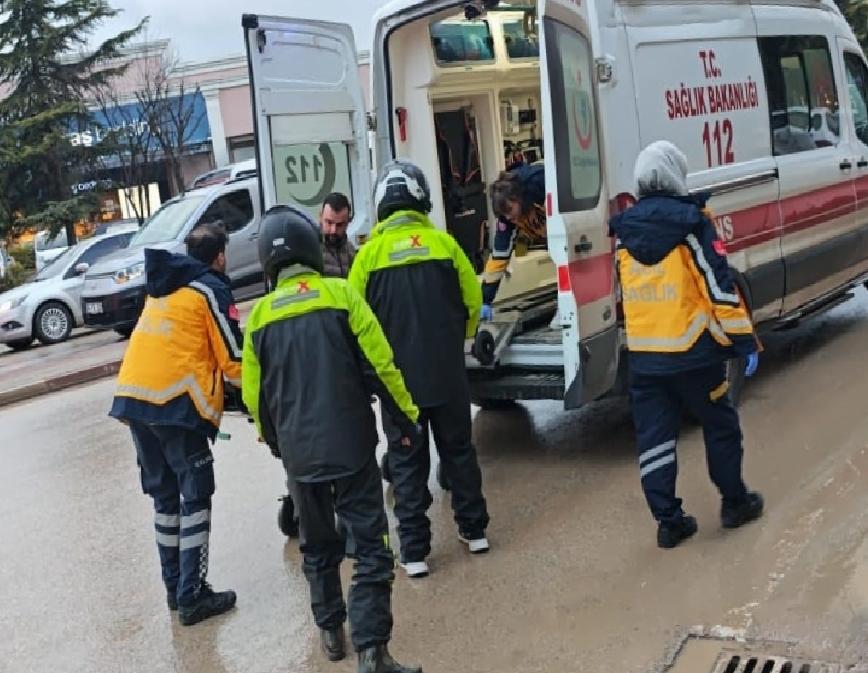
[3,291,868,673]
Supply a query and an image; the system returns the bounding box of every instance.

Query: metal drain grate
[713,654,843,673]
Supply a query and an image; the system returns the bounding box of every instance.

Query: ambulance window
[844,53,868,145]
[430,20,495,65]
[504,19,539,60]
[759,36,840,155]
[544,19,601,211]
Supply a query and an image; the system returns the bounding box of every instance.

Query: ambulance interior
[385,2,559,323]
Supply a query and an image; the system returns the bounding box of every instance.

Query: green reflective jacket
[242,265,418,482]
[348,210,482,407]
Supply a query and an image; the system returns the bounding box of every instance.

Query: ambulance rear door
[539,0,618,408]
[242,15,373,240]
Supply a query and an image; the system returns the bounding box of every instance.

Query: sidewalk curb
[0,359,122,408]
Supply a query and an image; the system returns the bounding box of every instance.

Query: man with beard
[320,192,356,278]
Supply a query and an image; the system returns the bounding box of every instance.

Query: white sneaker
[400,561,430,578]
[458,535,490,554]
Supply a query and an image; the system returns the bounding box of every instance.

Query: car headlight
[0,296,26,312]
[113,262,145,285]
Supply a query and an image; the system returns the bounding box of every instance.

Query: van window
[844,52,868,146]
[759,36,840,155]
[504,19,539,60]
[544,19,601,212]
[430,19,495,65]
[197,189,254,233]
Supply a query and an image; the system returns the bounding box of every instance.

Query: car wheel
[114,326,134,339]
[6,337,33,351]
[34,301,73,345]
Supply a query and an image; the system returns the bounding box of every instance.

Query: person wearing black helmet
[348,159,490,580]
[242,204,423,673]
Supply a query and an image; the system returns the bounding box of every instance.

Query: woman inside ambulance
[479,160,546,319]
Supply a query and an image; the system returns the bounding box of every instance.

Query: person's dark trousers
[383,389,489,563]
[130,422,215,607]
[295,457,395,652]
[628,362,750,525]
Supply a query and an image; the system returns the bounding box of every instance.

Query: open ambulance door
[243,15,373,242]
[539,0,619,409]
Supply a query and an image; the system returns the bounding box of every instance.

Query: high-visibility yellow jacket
[110,250,242,438]
[349,209,482,407]
[242,266,418,482]
[609,194,757,374]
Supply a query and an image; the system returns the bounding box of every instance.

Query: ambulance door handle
[574,236,593,254]
[840,159,853,171]
[858,158,868,168]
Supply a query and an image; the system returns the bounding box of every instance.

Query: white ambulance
[243,0,868,409]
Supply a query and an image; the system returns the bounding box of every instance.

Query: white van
[244,0,868,408]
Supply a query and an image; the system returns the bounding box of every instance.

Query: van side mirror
[74,262,90,275]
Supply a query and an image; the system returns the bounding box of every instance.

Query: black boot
[657,515,698,549]
[721,491,764,529]
[167,590,178,611]
[320,627,346,662]
[357,644,422,673]
[178,583,237,626]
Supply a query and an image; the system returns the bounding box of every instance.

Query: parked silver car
[0,227,137,350]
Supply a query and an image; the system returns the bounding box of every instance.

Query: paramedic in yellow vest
[110,223,240,624]
[609,141,764,549]
[480,162,546,318]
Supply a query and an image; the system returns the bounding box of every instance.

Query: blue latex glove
[480,304,493,322]
[744,351,759,378]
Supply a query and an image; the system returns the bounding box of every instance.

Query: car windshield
[34,243,81,280]
[129,195,205,246]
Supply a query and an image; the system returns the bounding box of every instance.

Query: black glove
[401,422,425,447]
[223,384,247,414]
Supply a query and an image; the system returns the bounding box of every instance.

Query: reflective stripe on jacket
[242,266,418,482]
[348,209,482,407]
[610,193,757,375]
[110,250,242,438]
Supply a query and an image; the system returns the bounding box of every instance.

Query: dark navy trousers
[130,422,215,607]
[629,363,749,524]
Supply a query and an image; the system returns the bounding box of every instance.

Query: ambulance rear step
[469,369,566,403]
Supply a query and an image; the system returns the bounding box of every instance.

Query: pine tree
[0,1,145,243]
[837,0,868,53]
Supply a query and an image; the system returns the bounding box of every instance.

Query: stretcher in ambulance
[244,0,868,410]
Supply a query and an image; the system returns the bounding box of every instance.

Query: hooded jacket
[348,209,482,408]
[609,193,757,375]
[110,249,243,438]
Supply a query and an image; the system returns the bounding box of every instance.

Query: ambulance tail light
[557,264,571,292]
[610,192,636,216]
